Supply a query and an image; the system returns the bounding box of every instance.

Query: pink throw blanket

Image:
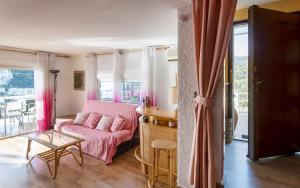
[55,101,138,164]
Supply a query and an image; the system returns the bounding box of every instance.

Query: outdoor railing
[0,95,36,128]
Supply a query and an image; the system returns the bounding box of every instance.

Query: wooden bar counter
[135,107,177,184]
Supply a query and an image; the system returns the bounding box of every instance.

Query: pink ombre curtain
[35,52,55,132]
[140,47,158,106]
[87,54,98,100]
[189,1,237,188]
[112,50,122,103]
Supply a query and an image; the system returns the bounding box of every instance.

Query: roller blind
[122,51,142,81]
[97,54,114,80]
[0,50,36,68]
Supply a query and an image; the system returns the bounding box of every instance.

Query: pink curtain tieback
[195,95,213,108]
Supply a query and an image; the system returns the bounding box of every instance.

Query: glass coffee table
[25,130,85,179]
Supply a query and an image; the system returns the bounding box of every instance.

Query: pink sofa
[54,100,138,164]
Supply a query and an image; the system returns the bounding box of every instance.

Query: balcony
[233,91,248,140]
[0,95,36,138]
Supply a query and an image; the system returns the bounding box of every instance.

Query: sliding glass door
[0,68,36,137]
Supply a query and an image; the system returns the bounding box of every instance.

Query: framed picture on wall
[74,71,85,90]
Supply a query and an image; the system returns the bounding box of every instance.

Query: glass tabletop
[25,130,84,150]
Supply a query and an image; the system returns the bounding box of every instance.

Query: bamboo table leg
[26,139,32,160]
[78,142,83,165]
[27,141,84,179]
[79,142,83,166]
[45,150,59,179]
[69,143,84,166]
[52,150,58,179]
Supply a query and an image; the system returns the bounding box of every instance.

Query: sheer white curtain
[140,47,158,106]
[113,50,122,102]
[97,54,114,80]
[35,52,55,131]
[122,51,142,80]
[122,51,143,104]
[97,53,114,101]
[86,54,98,100]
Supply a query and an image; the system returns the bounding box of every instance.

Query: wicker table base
[25,130,84,179]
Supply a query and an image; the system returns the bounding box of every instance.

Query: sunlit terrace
[0,95,36,138]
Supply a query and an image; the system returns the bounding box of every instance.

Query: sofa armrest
[54,120,74,131]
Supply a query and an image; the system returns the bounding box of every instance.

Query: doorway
[225,5,300,187]
[227,21,249,142]
[232,22,249,141]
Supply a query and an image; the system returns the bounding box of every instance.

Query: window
[0,68,34,97]
[97,54,114,101]
[121,51,142,104]
[98,80,113,101]
[121,80,141,104]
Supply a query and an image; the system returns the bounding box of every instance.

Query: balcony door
[0,68,36,138]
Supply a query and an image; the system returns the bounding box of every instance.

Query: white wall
[69,55,88,114]
[178,5,224,187]
[50,56,73,117]
[177,5,196,188]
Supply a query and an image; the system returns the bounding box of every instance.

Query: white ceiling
[0,0,280,55]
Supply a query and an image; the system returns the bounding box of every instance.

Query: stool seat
[149,139,176,188]
[151,139,176,150]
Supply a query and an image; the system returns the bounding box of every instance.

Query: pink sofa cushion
[110,115,125,132]
[74,112,90,125]
[96,115,114,131]
[82,100,139,138]
[84,113,102,129]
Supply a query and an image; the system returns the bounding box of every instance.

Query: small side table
[148,139,176,188]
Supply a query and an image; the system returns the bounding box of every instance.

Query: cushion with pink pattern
[96,115,114,132]
[110,115,125,132]
[83,113,102,129]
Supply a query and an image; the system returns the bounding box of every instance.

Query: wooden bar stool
[148,139,176,188]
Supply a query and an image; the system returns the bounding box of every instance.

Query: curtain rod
[0,47,70,58]
[93,46,171,56]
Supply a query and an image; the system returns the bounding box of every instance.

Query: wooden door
[248,6,300,160]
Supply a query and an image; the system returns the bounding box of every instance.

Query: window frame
[120,80,142,105]
[98,79,113,101]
